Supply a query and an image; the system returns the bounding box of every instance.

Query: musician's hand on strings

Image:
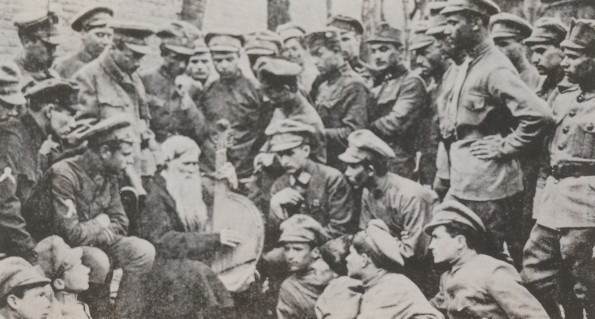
[271,188,304,206]
[218,162,238,189]
[470,135,504,160]
[220,228,242,248]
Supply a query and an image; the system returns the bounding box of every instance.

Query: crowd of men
[0,0,594,318]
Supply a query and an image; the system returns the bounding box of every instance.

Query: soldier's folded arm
[105,178,129,237]
[326,174,355,238]
[325,82,369,144]
[50,170,109,246]
[488,67,554,155]
[370,77,428,138]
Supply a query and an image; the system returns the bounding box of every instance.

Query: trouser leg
[80,246,112,319]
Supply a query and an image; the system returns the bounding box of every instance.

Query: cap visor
[561,40,585,50]
[365,37,401,45]
[0,93,27,106]
[165,44,194,56]
[41,36,64,46]
[338,152,362,164]
[125,43,152,55]
[440,6,465,15]
[523,36,551,45]
[270,140,302,153]
[209,45,240,52]
[491,32,522,40]
[423,220,448,234]
[409,40,434,51]
[246,48,276,56]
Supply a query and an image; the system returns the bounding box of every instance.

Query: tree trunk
[180,0,207,29]
[268,0,291,31]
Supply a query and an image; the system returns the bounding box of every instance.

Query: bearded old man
[140,135,240,319]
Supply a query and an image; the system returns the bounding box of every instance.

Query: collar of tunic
[99,51,137,86]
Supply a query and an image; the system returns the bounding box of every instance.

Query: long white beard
[161,170,208,232]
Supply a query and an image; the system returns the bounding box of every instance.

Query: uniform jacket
[270,159,355,238]
[73,51,150,129]
[277,258,334,319]
[140,66,207,144]
[538,87,595,228]
[518,62,541,91]
[360,173,438,261]
[199,71,268,178]
[447,41,553,201]
[54,48,96,79]
[48,294,92,319]
[431,254,548,319]
[13,53,58,90]
[369,64,429,178]
[315,276,363,319]
[358,270,443,319]
[23,150,128,247]
[314,64,369,168]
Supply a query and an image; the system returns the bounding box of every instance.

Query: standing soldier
[440,0,553,267]
[200,30,267,181]
[522,19,595,319]
[53,5,114,79]
[327,15,368,75]
[306,28,370,169]
[140,21,205,145]
[489,13,541,89]
[276,23,319,95]
[365,22,429,179]
[12,9,61,90]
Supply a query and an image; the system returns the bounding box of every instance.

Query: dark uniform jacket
[445,41,553,201]
[431,254,549,319]
[0,114,52,263]
[369,64,429,178]
[360,173,438,261]
[270,159,355,238]
[73,51,150,131]
[199,71,268,179]
[54,48,96,79]
[140,66,207,144]
[23,150,129,247]
[13,53,58,90]
[314,64,369,168]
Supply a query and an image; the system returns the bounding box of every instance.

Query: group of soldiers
[0,0,595,318]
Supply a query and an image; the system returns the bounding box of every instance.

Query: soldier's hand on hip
[469,135,504,160]
[271,188,304,206]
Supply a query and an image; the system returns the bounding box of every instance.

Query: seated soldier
[276,214,334,319]
[0,257,53,319]
[23,116,155,319]
[140,135,237,319]
[35,236,92,319]
[426,201,548,318]
[345,219,443,319]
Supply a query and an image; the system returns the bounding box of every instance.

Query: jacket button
[558,144,565,150]
[569,110,576,117]
[562,127,569,134]
[577,95,585,102]
[589,123,594,131]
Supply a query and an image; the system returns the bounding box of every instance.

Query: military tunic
[369,64,430,178]
[13,54,58,90]
[54,48,96,79]
[314,65,369,168]
[432,254,548,319]
[270,159,355,238]
[199,71,268,179]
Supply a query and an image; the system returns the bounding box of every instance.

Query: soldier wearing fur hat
[306,28,370,170]
[276,214,333,319]
[426,201,549,319]
[140,21,206,145]
[12,9,61,91]
[521,19,595,319]
[345,219,442,319]
[23,115,155,319]
[54,5,114,79]
[0,257,52,319]
[439,0,553,267]
[366,22,430,180]
[490,13,541,89]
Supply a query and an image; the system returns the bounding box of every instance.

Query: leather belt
[550,162,595,179]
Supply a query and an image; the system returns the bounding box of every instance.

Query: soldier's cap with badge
[489,13,533,40]
[265,119,316,152]
[424,200,487,234]
[410,20,435,51]
[365,22,404,46]
[0,62,26,106]
[245,30,283,56]
[524,17,568,46]
[23,78,80,111]
[279,214,330,246]
[70,4,113,32]
[560,19,595,52]
[327,15,364,35]
[257,58,302,85]
[339,129,395,164]
[357,219,404,266]
[0,257,50,300]
[13,9,61,45]
[205,29,245,53]
[157,21,202,56]
[110,20,155,55]
[305,27,342,50]
[440,0,501,17]
[35,236,84,281]
[80,114,139,146]
[192,37,210,54]
[276,22,307,44]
